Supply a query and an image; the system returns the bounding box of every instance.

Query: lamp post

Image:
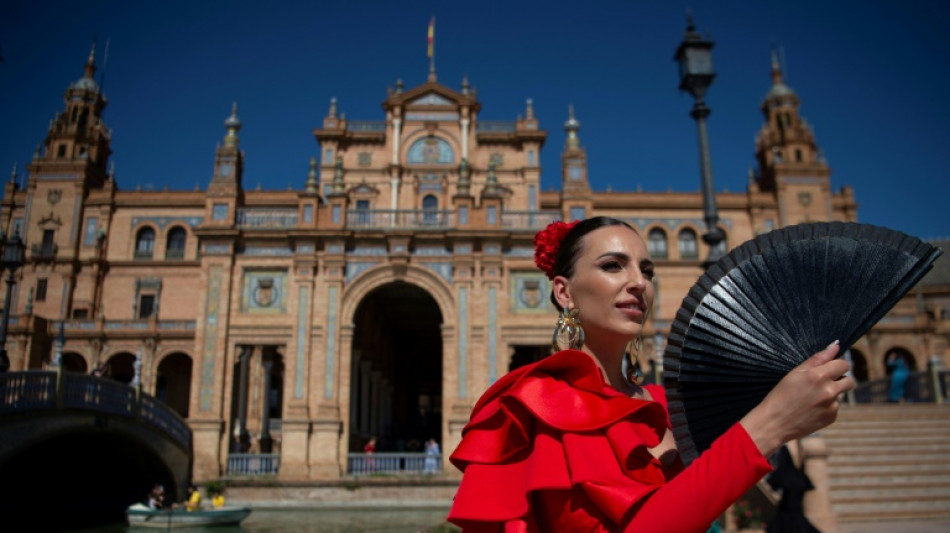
[0,234,26,372]
[675,13,725,268]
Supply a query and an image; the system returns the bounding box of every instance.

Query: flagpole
[427,16,436,82]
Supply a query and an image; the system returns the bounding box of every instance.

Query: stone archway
[156,352,192,418]
[848,348,869,383]
[62,352,88,373]
[106,352,137,384]
[348,281,444,462]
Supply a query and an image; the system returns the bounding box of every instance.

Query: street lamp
[0,234,26,372]
[675,12,725,268]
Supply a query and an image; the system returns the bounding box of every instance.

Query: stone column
[235,345,252,452]
[259,351,274,453]
[802,436,838,533]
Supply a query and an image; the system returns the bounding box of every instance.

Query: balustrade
[347,452,443,476]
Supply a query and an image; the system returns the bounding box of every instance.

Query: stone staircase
[821,403,950,522]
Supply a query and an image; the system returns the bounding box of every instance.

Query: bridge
[0,370,192,530]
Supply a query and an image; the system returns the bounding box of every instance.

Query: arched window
[135,227,155,259]
[166,226,187,259]
[406,136,455,164]
[678,228,698,260]
[422,194,439,224]
[647,228,668,259]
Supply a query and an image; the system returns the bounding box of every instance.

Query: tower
[560,105,592,221]
[753,49,834,226]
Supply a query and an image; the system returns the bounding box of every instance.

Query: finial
[331,156,345,194]
[685,8,695,32]
[224,102,241,146]
[83,39,98,80]
[396,79,404,94]
[483,160,500,196]
[525,98,534,120]
[34,144,42,160]
[305,157,318,194]
[108,160,115,180]
[458,158,471,196]
[10,162,17,184]
[329,97,338,118]
[461,74,470,95]
[770,43,784,86]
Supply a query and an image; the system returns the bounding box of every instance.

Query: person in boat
[185,483,202,511]
[447,217,855,532]
[211,487,225,508]
[147,484,165,510]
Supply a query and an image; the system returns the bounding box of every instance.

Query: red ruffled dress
[448,350,773,533]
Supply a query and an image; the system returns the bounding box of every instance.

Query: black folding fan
[662,222,942,464]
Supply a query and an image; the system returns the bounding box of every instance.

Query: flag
[427,17,435,58]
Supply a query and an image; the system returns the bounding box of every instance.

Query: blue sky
[1,1,947,239]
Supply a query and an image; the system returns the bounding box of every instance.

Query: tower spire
[224,102,241,147]
[564,105,581,149]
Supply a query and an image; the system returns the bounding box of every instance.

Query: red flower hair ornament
[534,220,580,280]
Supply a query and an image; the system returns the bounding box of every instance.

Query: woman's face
[554,224,655,345]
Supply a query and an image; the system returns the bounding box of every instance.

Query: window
[422,195,438,224]
[36,279,48,301]
[569,206,585,222]
[72,309,89,319]
[138,295,156,319]
[57,145,66,158]
[212,203,229,221]
[355,200,370,225]
[135,227,155,259]
[795,149,803,162]
[83,217,98,246]
[647,228,668,259]
[41,230,56,257]
[679,229,698,260]
[166,227,186,259]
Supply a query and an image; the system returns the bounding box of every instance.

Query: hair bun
[534,220,579,279]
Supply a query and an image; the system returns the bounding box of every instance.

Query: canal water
[66,507,455,533]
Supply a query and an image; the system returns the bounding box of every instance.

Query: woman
[886,353,909,403]
[766,441,821,533]
[448,217,854,532]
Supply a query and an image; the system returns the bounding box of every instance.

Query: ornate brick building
[2,46,944,482]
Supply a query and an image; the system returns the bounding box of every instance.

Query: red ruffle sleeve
[447,350,772,533]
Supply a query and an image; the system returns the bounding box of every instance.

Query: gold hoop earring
[626,338,644,386]
[552,306,584,352]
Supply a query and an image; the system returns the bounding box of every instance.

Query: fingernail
[827,340,840,349]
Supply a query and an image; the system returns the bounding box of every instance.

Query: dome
[70,76,99,92]
[767,82,796,99]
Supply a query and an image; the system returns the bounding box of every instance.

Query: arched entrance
[156,353,192,418]
[349,281,443,461]
[62,352,87,373]
[848,348,869,383]
[106,353,137,384]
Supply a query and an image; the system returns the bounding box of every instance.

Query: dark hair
[549,216,637,310]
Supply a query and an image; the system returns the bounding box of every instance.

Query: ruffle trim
[449,350,677,527]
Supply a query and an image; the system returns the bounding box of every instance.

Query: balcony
[237,208,298,229]
[30,243,57,261]
[500,210,560,231]
[347,209,454,230]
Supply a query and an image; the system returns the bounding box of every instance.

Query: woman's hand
[740,341,855,457]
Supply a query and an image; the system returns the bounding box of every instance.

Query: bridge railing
[0,371,191,449]
[0,371,56,413]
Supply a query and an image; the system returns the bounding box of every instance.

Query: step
[830,486,950,501]
[828,454,950,467]
[836,501,950,522]
[826,442,950,455]
[830,475,950,489]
